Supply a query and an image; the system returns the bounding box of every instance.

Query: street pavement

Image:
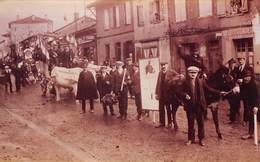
[1,84,260,162]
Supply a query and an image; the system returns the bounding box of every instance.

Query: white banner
[139,58,159,111]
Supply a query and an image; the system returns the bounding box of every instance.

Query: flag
[39,36,49,60]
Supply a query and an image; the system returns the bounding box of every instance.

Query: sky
[0,0,95,40]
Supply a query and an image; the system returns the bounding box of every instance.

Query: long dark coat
[155,69,179,104]
[76,70,98,100]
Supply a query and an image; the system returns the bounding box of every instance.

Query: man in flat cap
[234,53,254,125]
[240,69,259,140]
[179,66,226,146]
[112,61,131,120]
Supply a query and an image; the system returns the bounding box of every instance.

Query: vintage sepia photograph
[1,0,260,161]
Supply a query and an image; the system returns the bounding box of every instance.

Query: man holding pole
[240,69,259,143]
[112,61,131,120]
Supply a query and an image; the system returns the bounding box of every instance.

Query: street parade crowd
[0,38,260,147]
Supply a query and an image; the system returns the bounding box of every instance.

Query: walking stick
[254,107,258,146]
[120,68,126,92]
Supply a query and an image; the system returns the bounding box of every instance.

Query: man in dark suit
[132,63,142,120]
[97,66,115,116]
[112,61,131,120]
[155,62,179,128]
[180,66,225,146]
[234,53,254,125]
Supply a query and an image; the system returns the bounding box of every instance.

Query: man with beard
[180,66,226,146]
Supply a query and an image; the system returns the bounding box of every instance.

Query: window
[115,5,120,27]
[174,0,186,22]
[199,0,212,17]
[137,5,144,26]
[150,0,165,23]
[105,44,110,60]
[115,42,121,61]
[125,1,132,25]
[104,9,109,30]
[123,41,134,61]
[217,0,248,16]
[234,38,254,67]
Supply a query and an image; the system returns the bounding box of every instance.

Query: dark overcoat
[76,70,98,100]
[180,77,220,112]
[155,69,179,104]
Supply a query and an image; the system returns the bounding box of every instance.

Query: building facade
[54,16,96,61]
[91,0,135,64]
[9,15,53,44]
[168,0,260,74]
[75,24,97,62]
[133,0,171,64]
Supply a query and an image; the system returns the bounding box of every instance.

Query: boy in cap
[240,70,259,139]
[179,66,226,146]
[112,61,131,120]
[97,66,115,116]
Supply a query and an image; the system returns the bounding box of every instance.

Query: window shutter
[241,0,248,12]
[104,9,109,29]
[115,6,120,27]
[217,0,226,16]
[109,7,114,28]
[149,1,155,22]
[160,0,165,20]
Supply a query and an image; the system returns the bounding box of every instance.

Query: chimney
[16,15,20,20]
[74,12,79,21]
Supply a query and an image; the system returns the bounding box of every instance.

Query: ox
[50,67,83,101]
[49,64,106,102]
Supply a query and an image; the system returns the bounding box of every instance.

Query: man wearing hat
[224,58,241,124]
[240,69,259,139]
[132,63,142,120]
[76,62,98,114]
[112,61,131,120]
[235,53,254,83]
[125,57,135,99]
[155,62,179,128]
[179,66,226,146]
[97,66,115,116]
[177,45,206,73]
[234,53,254,125]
